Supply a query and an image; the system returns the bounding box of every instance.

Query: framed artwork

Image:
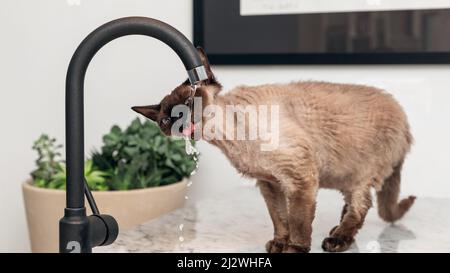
[194,0,450,64]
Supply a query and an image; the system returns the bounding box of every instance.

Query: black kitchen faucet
[61,17,208,253]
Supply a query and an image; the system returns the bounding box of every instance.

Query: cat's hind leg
[258,180,289,253]
[328,202,348,235]
[322,185,372,252]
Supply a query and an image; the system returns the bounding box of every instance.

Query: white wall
[0,0,449,252]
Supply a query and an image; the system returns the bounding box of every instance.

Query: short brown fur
[133,49,415,253]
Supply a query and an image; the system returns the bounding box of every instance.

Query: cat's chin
[182,122,196,136]
[187,122,202,141]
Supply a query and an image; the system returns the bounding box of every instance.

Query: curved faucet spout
[62,17,207,253]
[66,16,206,209]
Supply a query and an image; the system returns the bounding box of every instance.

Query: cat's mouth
[181,122,198,138]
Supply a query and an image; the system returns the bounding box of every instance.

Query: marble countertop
[98,184,450,253]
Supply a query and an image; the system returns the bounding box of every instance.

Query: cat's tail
[376,161,416,223]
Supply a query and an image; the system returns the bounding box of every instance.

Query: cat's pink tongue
[182,122,196,136]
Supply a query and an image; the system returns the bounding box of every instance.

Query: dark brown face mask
[131,82,202,138]
[132,48,221,139]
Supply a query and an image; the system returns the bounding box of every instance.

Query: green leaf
[84,160,93,173]
[111,125,122,135]
[171,154,182,161]
[86,118,200,190]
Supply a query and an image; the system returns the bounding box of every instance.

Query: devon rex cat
[132,48,415,253]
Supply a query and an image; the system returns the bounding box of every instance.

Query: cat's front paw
[282,243,310,253]
[265,238,287,253]
[321,236,353,252]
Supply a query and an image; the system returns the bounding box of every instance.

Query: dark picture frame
[193,0,450,65]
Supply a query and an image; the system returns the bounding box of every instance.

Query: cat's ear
[197,47,216,82]
[131,105,160,121]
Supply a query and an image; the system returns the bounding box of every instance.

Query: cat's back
[287,81,399,110]
[225,81,410,137]
[286,81,412,175]
[247,80,409,152]
[227,81,407,123]
[285,81,411,138]
[286,81,409,129]
[220,81,412,183]
[228,81,394,106]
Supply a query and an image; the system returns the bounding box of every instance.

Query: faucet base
[59,208,91,253]
[59,208,119,253]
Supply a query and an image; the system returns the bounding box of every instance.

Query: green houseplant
[91,118,197,190]
[30,118,197,191]
[23,118,198,252]
[31,134,109,191]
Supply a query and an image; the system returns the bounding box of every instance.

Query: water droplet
[185,196,189,200]
[179,236,185,242]
[179,224,184,231]
[184,137,198,155]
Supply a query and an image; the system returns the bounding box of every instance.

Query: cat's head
[132,48,221,139]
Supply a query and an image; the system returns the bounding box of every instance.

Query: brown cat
[132,49,415,253]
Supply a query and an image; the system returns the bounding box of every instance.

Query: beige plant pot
[22,179,187,253]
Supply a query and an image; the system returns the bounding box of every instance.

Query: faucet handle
[89,214,119,248]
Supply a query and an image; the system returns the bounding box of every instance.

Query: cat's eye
[161,117,171,126]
